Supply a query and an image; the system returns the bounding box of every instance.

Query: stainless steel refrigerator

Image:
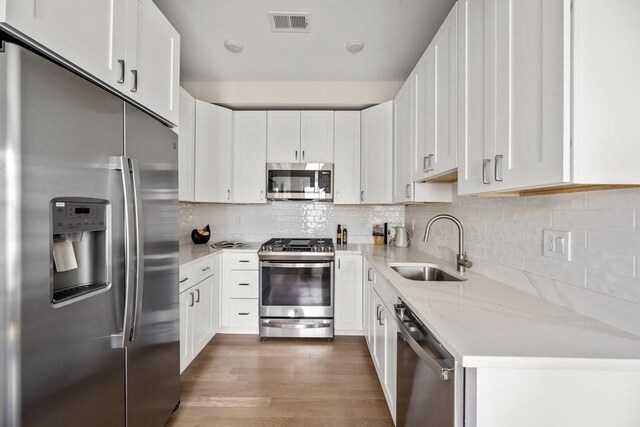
[0,41,180,426]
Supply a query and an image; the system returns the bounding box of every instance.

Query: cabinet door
[458,0,491,195]
[179,289,193,373]
[431,3,458,177]
[1,0,127,90]
[194,101,233,203]
[125,0,180,125]
[361,101,393,204]
[382,301,397,418]
[413,55,431,182]
[209,254,221,337]
[494,0,568,190]
[233,111,267,203]
[393,79,415,203]
[334,111,361,205]
[267,111,301,163]
[300,111,334,162]
[334,254,364,332]
[178,88,195,201]
[191,279,213,357]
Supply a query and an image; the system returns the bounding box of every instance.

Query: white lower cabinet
[364,263,398,422]
[221,252,260,333]
[179,253,220,373]
[363,259,376,353]
[334,254,363,334]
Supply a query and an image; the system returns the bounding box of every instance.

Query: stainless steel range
[259,238,335,338]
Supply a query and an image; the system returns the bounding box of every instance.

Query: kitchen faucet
[424,214,473,273]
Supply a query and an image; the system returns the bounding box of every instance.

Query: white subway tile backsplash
[407,185,640,336]
[180,201,404,244]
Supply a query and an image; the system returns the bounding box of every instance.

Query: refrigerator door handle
[111,156,135,349]
[129,158,145,342]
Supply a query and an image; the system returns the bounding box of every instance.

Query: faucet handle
[457,253,473,271]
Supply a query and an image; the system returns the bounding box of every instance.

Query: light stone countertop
[337,244,640,370]
[179,242,261,266]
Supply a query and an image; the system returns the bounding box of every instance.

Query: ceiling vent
[268,12,310,33]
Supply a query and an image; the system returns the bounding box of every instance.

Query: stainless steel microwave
[266,163,333,201]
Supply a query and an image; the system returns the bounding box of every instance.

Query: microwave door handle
[111,156,135,349]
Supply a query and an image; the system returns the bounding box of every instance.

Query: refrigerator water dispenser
[50,198,111,305]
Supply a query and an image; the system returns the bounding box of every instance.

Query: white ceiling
[154,0,457,83]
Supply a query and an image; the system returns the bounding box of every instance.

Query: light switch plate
[543,229,571,261]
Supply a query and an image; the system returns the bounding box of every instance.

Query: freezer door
[1,43,127,426]
[124,104,180,426]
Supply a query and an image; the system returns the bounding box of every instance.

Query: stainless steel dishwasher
[395,301,456,426]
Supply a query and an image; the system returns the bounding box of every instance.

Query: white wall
[181,201,404,244]
[181,81,403,109]
[406,185,640,336]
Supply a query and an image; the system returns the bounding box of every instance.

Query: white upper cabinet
[459,0,640,195]
[0,0,127,91]
[267,111,334,163]
[178,88,196,202]
[393,79,414,203]
[125,0,180,126]
[413,3,458,182]
[333,111,361,205]
[267,111,301,163]
[300,111,334,163]
[194,101,233,203]
[0,0,180,126]
[361,101,393,205]
[233,111,267,204]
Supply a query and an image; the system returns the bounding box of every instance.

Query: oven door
[260,261,334,318]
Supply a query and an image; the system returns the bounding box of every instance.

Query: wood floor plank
[167,335,393,426]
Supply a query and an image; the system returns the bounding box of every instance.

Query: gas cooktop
[259,238,334,260]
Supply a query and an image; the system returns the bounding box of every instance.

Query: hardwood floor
[167,334,394,426]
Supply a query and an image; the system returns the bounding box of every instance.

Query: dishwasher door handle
[395,306,454,381]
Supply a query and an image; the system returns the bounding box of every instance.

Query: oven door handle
[261,262,333,269]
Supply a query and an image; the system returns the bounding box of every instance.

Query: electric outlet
[543,229,571,261]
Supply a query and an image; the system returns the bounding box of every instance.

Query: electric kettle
[394,226,411,248]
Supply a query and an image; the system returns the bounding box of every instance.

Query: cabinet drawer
[227,252,259,270]
[180,257,215,292]
[229,299,258,328]
[229,271,259,298]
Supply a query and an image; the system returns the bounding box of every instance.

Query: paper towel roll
[53,241,78,272]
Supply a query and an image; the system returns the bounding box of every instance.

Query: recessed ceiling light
[224,39,244,53]
[346,40,365,53]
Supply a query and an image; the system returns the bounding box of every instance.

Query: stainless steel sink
[390,263,467,282]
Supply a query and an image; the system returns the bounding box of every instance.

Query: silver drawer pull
[238,260,250,263]
[179,278,189,283]
[201,266,210,272]
[482,159,491,184]
[238,312,250,316]
[238,283,250,286]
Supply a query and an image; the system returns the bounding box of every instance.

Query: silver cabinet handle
[260,190,264,200]
[129,158,144,342]
[427,154,434,172]
[201,266,210,272]
[379,309,385,326]
[239,260,250,263]
[338,259,341,269]
[227,189,231,200]
[295,150,298,160]
[238,312,250,316]
[367,268,374,282]
[117,59,125,84]
[179,277,189,283]
[302,150,305,161]
[360,190,364,202]
[423,156,429,173]
[495,154,504,182]
[189,292,195,307]
[376,304,382,321]
[482,159,491,184]
[130,70,138,92]
[195,288,201,303]
[238,283,250,286]
[405,184,411,198]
